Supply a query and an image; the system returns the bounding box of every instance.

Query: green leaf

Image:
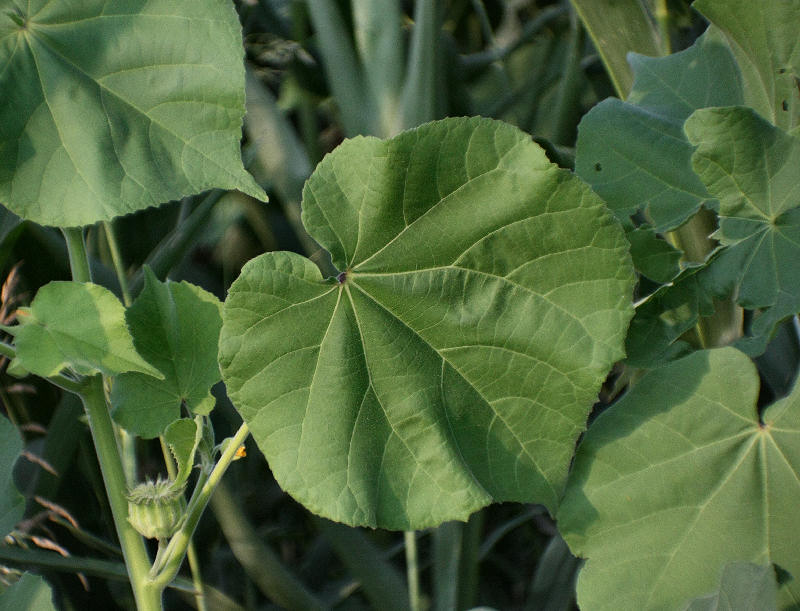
[685,562,779,611]
[694,0,800,133]
[0,0,266,228]
[111,269,222,438]
[220,117,635,530]
[0,573,56,611]
[624,266,713,368]
[627,227,682,284]
[0,415,24,538]
[12,282,161,379]
[163,417,202,489]
[575,28,744,231]
[558,348,800,610]
[685,106,800,353]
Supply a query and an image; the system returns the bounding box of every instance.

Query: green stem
[79,376,161,610]
[150,423,251,588]
[103,221,132,307]
[655,0,671,55]
[186,541,208,611]
[160,435,207,610]
[404,531,421,611]
[666,208,743,347]
[62,227,92,283]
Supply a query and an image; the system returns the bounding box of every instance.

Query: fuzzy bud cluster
[126,477,186,540]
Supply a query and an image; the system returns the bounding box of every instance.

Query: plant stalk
[79,376,161,610]
[404,531,421,611]
[62,227,92,283]
[150,423,251,588]
[103,221,132,307]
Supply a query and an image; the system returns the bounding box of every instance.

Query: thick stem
[404,531,421,611]
[150,423,251,588]
[62,227,92,283]
[667,208,743,347]
[80,376,161,610]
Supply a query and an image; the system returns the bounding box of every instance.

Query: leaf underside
[220,117,634,530]
[12,281,161,379]
[0,0,265,227]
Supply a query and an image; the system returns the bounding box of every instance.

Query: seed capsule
[126,478,186,540]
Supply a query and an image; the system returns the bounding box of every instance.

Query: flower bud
[126,477,186,540]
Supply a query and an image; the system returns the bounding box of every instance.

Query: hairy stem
[79,376,161,610]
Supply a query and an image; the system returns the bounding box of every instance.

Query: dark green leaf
[112,269,222,438]
[575,28,743,231]
[220,117,634,529]
[685,106,800,353]
[627,227,682,283]
[694,0,800,133]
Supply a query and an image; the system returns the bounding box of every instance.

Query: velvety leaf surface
[575,27,743,231]
[220,117,635,530]
[164,417,202,489]
[0,415,24,538]
[112,269,222,438]
[12,282,160,379]
[0,573,56,611]
[685,107,800,353]
[694,0,800,133]
[684,562,778,611]
[0,0,265,227]
[558,348,800,610]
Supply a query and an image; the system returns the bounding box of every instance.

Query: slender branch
[150,423,251,588]
[160,434,208,610]
[103,221,132,307]
[404,531,421,611]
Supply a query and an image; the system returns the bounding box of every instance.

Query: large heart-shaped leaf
[10,281,161,379]
[111,269,222,438]
[558,348,800,610]
[0,0,265,227]
[685,107,800,354]
[575,27,743,231]
[219,117,634,530]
